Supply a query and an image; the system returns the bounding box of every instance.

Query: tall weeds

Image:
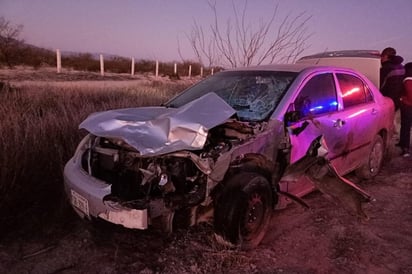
[0,80,189,234]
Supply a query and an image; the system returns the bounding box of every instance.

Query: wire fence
[55,49,216,78]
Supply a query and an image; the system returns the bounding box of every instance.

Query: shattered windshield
[166,70,297,121]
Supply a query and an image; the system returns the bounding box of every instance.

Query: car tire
[213,172,273,250]
[356,134,385,179]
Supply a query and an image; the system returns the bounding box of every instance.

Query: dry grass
[0,79,191,234]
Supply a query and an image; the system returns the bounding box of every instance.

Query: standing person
[380,47,405,137]
[380,47,405,110]
[399,62,412,157]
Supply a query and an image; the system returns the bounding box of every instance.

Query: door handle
[333,119,346,128]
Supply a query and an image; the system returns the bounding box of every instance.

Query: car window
[294,73,338,117]
[336,73,373,108]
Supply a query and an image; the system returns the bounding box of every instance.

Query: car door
[287,71,379,177]
[284,72,350,196]
[288,72,350,164]
[333,72,380,174]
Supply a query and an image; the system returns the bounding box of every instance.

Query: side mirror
[284,110,302,125]
[284,110,309,136]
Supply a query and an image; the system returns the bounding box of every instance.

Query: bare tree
[185,0,312,68]
[0,17,24,68]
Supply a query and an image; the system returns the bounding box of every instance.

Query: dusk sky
[2,0,412,65]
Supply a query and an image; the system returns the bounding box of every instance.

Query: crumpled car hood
[79,92,236,156]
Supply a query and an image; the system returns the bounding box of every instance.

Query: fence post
[174,63,177,75]
[155,60,159,78]
[56,49,61,73]
[131,57,135,76]
[100,54,104,76]
[200,67,204,77]
[188,65,192,78]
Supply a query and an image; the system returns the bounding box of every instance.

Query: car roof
[222,63,358,74]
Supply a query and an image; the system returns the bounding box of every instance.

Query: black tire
[214,172,273,250]
[356,134,385,179]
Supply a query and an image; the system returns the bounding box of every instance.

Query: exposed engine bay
[80,119,268,222]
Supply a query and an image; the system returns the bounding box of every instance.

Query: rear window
[336,73,373,108]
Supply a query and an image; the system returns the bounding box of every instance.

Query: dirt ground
[0,138,410,274]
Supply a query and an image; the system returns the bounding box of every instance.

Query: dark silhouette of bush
[105,56,131,74]
[0,40,25,68]
[0,38,57,69]
[0,17,24,68]
[135,59,156,74]
[21,45,55,68]
[62,53,100,72]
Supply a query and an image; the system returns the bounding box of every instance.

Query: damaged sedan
[64,62,394,249]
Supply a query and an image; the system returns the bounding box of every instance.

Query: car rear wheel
[356,135,384,179]
[214,172,273,250]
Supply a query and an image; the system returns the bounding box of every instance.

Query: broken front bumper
[63,157,148,229]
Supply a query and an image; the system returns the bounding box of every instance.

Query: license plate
[71,190,89,216]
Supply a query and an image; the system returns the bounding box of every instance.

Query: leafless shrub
[184,0,312,67]
[0,17,24,68]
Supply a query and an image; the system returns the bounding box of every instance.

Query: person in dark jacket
[399,62,412,157]
[380,47,405,110]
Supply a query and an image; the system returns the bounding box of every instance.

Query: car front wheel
[214,172,274,250]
